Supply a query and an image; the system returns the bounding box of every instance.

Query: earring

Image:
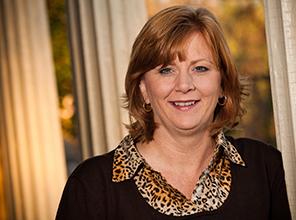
[218,95,228,106]
[143,102,152,112]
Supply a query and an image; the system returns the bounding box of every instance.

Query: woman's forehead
[156,32,215,67]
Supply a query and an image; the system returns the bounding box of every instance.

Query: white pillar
[263,0,296,218]
[0,0,67,219]
[66,0,148,158]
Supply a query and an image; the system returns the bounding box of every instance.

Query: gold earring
[143,102,152,112]
[218,96,228,106]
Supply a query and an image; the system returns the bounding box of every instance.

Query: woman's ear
[219,89,225,98]
[139,79,150,104]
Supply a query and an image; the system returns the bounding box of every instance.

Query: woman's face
[139,32,223,136]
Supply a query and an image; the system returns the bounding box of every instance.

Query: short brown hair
[124,5,250,142]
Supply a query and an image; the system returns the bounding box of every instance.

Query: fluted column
[263,0,296,218]
[66,0,147,158]
[0,0,67,219]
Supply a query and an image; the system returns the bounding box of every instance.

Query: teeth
[174,101,196,107]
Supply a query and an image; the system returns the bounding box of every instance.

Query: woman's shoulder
[225,135,282,165]
[226,135,280,153]
[69,150,115,181]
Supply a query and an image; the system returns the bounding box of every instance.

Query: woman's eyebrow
[190,59,214,65]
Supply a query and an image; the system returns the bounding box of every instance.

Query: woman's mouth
[172,101,197,107]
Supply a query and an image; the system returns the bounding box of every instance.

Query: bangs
[158,29,197,68]
[135,21,199,73]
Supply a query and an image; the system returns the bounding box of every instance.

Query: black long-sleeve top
[56,134,291,219]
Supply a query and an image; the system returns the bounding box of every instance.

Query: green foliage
[218,1,275,146]
[47,0,71,100]
[47,0,77,138]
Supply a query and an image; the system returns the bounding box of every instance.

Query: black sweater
[56,136,291,219]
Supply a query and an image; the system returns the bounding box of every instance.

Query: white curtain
[66,0,148,159]
[0,0,67,219]
[263,0,296,218]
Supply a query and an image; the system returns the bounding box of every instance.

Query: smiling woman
[139,32,222,139]
[56,5,291,219]
[125,6,248,143]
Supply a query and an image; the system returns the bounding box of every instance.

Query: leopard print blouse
[112,132,245,216]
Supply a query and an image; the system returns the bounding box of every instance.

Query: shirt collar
[112,135,143,182]
[215,132,246,166]
[112,131,245,183]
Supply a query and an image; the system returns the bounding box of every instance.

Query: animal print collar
[112,131,245,182]
[112,132,245,216]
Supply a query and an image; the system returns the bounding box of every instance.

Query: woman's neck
[137,126,215,172]
[136,127,216,198]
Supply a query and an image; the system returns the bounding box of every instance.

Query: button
[196,189,202,196]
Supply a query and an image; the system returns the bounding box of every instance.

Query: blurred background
[47,0,274,174]
[3,0,288,219]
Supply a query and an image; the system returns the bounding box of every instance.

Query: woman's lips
[172,101,197,107]
[169,100,199,110]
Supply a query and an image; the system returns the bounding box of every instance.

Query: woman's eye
[195,66,209,72]
[159,68,173,75]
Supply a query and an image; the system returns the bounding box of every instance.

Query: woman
[56,5,291,219]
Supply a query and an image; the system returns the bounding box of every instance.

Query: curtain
[66,0,147,158]
[263,0,296,218]
[0,0,67,219]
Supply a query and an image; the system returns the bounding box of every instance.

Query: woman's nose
[175,71,195,93]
